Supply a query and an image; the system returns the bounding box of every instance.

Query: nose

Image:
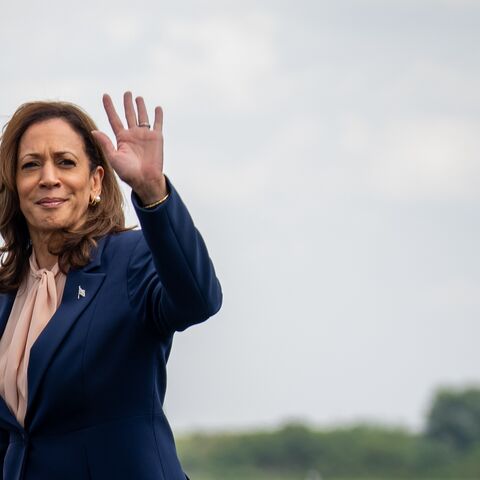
[39,161,60,188]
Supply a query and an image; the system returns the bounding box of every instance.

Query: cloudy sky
[1,0,479,433]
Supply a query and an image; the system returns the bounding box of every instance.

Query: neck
[30,232,58,270]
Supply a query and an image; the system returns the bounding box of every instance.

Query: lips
[36,197,67,208]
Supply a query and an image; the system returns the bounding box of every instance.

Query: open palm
[92,92,167,204]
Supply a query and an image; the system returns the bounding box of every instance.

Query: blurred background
[1,0,479,478]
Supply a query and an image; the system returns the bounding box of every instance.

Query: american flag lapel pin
[77,286,86,299]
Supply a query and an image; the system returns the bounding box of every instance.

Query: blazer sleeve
[127,176,223,336]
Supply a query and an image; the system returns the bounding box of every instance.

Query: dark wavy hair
[0,101,130,292]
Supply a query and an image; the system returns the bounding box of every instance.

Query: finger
[135,96,150,127]
[123,91,137,128]
[102,94,124,136]
[91,130,117,160]
[153,106,163,132]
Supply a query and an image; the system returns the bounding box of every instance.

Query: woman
[0,92,222,479]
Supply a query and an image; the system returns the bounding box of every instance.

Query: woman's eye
[21,161,39,170]
[59,158,76,167]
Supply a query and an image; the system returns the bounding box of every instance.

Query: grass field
[186,477,476,480]
[185,477,453,480]
[186,475,305,480]
[184,470,316,480]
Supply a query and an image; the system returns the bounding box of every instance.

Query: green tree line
[176,386,480,479]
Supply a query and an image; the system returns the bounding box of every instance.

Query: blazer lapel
[25,238,108,427]
[0,294,22,430]
[0,293,15,340]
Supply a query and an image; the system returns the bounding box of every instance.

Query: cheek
[79,182,93,202]
[16,178,35,207]
[71,183,94,212]
[68,172,93,199]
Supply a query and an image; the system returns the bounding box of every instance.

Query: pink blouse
[0,251,66,426]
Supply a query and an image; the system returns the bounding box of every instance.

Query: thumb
[92,130,116,160]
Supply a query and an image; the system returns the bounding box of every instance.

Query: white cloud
[147,12,278,110]
[365,117,480,201]
[105,14,143,45]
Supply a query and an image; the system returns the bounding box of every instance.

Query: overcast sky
[1,0,479,433]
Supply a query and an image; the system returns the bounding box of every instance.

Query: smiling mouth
[36,198,67,208]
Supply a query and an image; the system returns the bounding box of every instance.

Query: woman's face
[16,118,104,238]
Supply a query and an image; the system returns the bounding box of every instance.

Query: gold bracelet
[143,192,170,209]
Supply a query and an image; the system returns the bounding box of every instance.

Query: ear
[90,166,104,196]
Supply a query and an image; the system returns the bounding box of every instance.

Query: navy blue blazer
[0,178,222,479]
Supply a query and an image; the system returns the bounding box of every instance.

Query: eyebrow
[19,150,79,161]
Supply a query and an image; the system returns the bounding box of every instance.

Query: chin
[29,215,81,235]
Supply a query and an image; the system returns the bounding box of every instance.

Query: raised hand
[92,91,168,205]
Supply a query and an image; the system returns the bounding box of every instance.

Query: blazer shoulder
[104,229,144,249]
[95,229,148,269]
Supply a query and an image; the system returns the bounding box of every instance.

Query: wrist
[134,176,168,205]
[142,191,170,209]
